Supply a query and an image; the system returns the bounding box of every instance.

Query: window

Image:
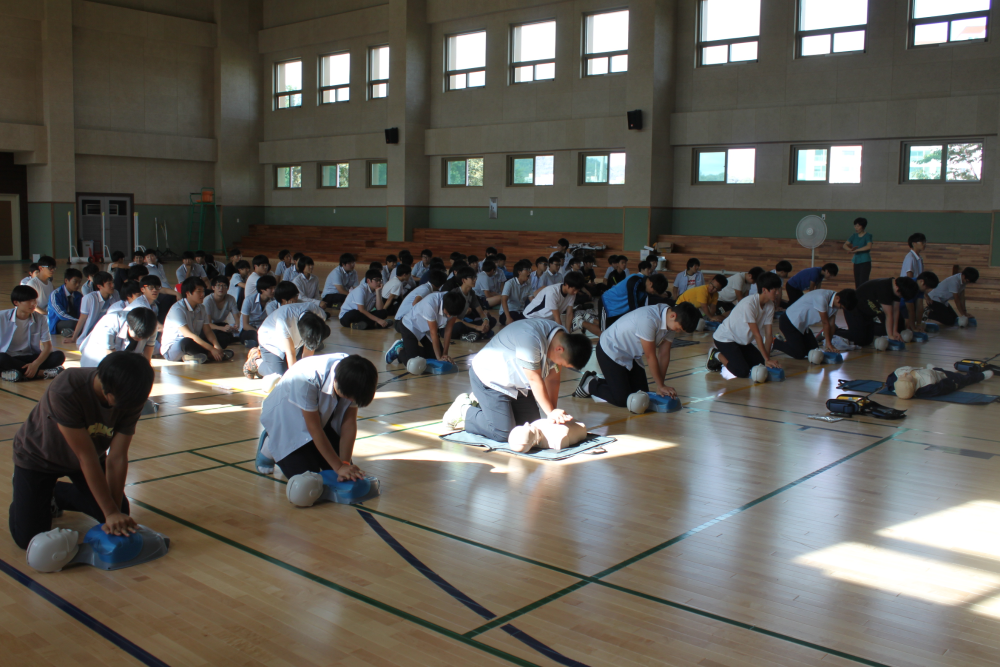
[274,60,302,109]
[910,0,990,47]
[320,163,350,188]
[319,52,350,103]
[904,141,983,182]
[693,148,756,184]
[508,155,554,186]
[797,0,868,57]
[369,46,389,98]
[793,145,863,183]
[443,157,484,187]
[368,161,387,187]
[580,152,625,185]
[511,21,556,83]
[446,31,486,90]
[697,0,760,66]
[275,165,302,189]
[584,10,629,75]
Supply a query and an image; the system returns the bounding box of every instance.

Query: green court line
[0,386,39,402]
[130,438,259,462]
[126,498,545,667]
[126,465,227,487]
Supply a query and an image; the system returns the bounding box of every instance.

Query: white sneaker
[443,393,473,430]
[183,353,208,364]
[831,335,860,351]
[41,367,64,380]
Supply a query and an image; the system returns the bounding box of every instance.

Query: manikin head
[27,528,80,572]
[287,472,325,507]
[894,371,917,399]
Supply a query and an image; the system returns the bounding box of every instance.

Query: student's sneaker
[707,348,723,373]
[1,369,24,382]
[243,339,257,348]
[443,393,474,430]
[221,349,235,361]
[385,339,404,365]
[831,335,860,351]
[41,366,64,380]
[574,371,597,398]
[461,332,480,343]
[351,321,370,330]
[243,347,262,379]
[481,330,494,341]
[57,325,75,337]
[255,432,275,474]
[183,353,208,364]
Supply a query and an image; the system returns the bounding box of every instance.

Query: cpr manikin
[286,470,381,507]
[889,364,992,400]
[507,419,588,453]
[27,525,170,573]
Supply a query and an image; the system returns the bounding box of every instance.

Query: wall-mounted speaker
[385,127,399,144]
[627,109,642,130]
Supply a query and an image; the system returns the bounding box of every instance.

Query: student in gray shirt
[204,276,241,349]
[500,260,533,326]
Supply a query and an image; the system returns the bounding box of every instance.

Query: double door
[77,195,132,259]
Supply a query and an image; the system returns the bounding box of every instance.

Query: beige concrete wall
[76,153,215,204]
[0,7,43,126]
[262,0,388,30]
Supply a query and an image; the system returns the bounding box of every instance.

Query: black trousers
[322,292,347,306]
[238,329,259,348]
[211,329,235,349]
[835,306,884,347]
[853,262,871,289]
[714,339,765,379]
[451,315,497,339]
[275,421,342,478]
[9,462,130,550]
[394,320,437,365]
[926,300,958,326]
[0,350,66,374]
[339,309,389,328]
[590,341,647,407]
[717,300,735,313]
[155,293,176,323]
[772,313,818,359]
[785,284,804,305]
[499,311,525,326]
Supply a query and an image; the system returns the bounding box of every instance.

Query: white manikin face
[27,528,80,573]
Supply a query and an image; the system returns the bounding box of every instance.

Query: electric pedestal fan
[796,214,827,266]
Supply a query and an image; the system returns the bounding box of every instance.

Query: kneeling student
[785,263,838,305]
[524,271,585,328]
[926,267,978,326]
[600,271,670,329]
[836,277,918,346]
[257,354,377,481]
[339,270,391,330]
[677,274,728,323]
[256,301,329,377]
[386,291,465,367]
[396,270,446,321]
[575,302,700,406]
[900,271,939,333]
[78,307,157,367]
[160,277,234,364]
[444,319,592,441]
[1,286,66,382]
[773,288,857,359]
[9,353,154,549]
[239,275,278,348]
[707,273,783,378]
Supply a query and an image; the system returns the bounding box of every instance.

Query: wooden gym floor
[1,261,999,667]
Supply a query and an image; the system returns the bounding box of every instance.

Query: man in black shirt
[836,277,918,346]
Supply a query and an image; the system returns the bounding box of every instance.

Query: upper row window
[274,46,389,109]
[911,0,990,46]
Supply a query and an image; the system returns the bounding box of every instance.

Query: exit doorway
[76,193,133,261]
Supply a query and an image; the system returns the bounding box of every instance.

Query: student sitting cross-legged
[48,267,83,337]
[238,275,278,348]
[78,307,158,367]
[254,301,329,378]
[500,260,533,326]
[575,302,700,407]
[8,352,155,549]
[67,271,120,345]
[443,319,592,440]
[386,291,465,367]
[175,250,209,286]
[446,267,497,342]
[339,270,391,330]
[381,263,412,316]
[291,255,322,303]
[773,288,857,359]
[229,259,252,309]
[204,275,241,349]
[707,273,783,378]
[160,277,235,365]
[322,253,358,307]
[396,270,446,322]
[474,260,504,309]
[1,286,66,382]
[256,353,377,481]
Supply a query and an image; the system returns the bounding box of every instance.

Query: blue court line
[359,511,592,667]
[0,557,171,667]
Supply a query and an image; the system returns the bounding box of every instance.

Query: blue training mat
[440,430,615,460]
[838,379,999,405]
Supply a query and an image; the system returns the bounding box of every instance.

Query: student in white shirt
[282,253,302,282]
[78,307,157,367]
[500,260,533,326]
[274,249,292,279]
[716,267,763,312]
[672,258,703,299]
[442,319,592,441]
[143,249,179,314]
[536,255,564,291]
[473,260,504,308]
[175,251,209,285]
[773,288,857,359]
[161,278,234,364]
[385,291,465,367]
[707,273,783,378]
[900,233,927,328]
[524,272,585,328]
[108,281,142,314]
[0,285,65,382]
[80,263,99,297]
[322,253,358,307]
[255,301,329,377]
[339,270,390,330]
[381,254,398,285]
[238,275,278,348]
[412,249,433,281]
[229,260,252,308]
[244,255,271,304]
[381,263,412,315]
[291,256,321,303]
[69,271,120,344]
[204,275,241,349]
[574,303,699,406]
[396,270,446,321]
[529,257,548,293]
[25,256,56,316]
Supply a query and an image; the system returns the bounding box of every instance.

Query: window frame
[442,156,485,188]
[578,151,626,186]
[908,3,991,49]
[274,59,303,110]
[274,164,303,190]
[900,139,985,184]
[445,30,487,91]
[506,154,555,187]
[691,147,757,185]
[795,0,868,58]
[696,0,760,67]
[583,9,629,77]
[367,160,388,188]
[318,162,350,189]
[790,144,864,184]
[318,51,351,105]
[510,20,557,84]
[368,45,389,99]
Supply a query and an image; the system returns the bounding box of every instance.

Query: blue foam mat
[440,430,615,460]
[839,379,999,405]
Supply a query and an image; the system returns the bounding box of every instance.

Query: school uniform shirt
[524,284,574,321]
[283,266,299,282]
[501,277,532,313]
[106,299,128,314]
[292,272,321,301]
[77,291,120,340]
[490,271,506,294]
[537,269,563,289]
[848,232,873,264]
[340,283,378,316]
[412,261,429,281]
[787,267,823,291]
[381,266,395,284]
[260,353,355,463]
[0,308,49,355]
[161,298,209,361]
[258,302,327,358]
[81,280,95,296]
[396,283,435,321]
[471,319,565,398]
[213,260,227,275]
[928,273,964,304]
[125,294,158,317]
[529,271,545,292]
[382,275,407,300]
[145,263,169,284]
[672,270,704,296]
[602,275,652,318]
[717,272,747,303]
[784,289,838,333]
[26,276,54,314]
[205,294,239,325]
[401,292,451,342]
[323,266,357,296]
[600,304,676,370]
[748,270,781,297]
[240,293,272,331]
[274,260,290,277]
[712,295,775,346]
[228,272,246,299]
[78,311,155,368]
[245,272,266,302]
[855,278,899,316]
[12,368,143,476]
[676,284,718,310]
[900,250,923,278]
[175,263,207,284]
[19,276,32,286]
[473,272,495,298]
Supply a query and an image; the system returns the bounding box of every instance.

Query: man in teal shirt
[843,217,873,288]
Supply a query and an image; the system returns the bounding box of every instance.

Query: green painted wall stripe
[264,206,385,228]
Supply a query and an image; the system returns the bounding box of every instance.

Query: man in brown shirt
[8,352,155,550]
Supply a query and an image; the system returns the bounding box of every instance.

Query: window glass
[952,16,988,41]
[913,0,989,20]
[796,149,828,181]
[946,143,983,181]
[512,158,534,184]
[834,30,866,52]
[585,10,629,54]
[913,22,950,45]
[370,162,387,187]
[535,156,554,185]
[513,21,556,62]
[700,0,761,41]
[729,42,758,61]
[727,149,756,183]
[370,46,389,98]
[908,145,942,180]
[321,53,349,87]
[609,153,626,185]
[321,164,349,188]
[448,32,486,70]
[801,34,832,56]
[276,166,302,188]
[829,145,862,183]
[275,60,302,108]
[584,155,608,183]
[799,0,868,31]
[447,160,466,186]
[698,152,726,182]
